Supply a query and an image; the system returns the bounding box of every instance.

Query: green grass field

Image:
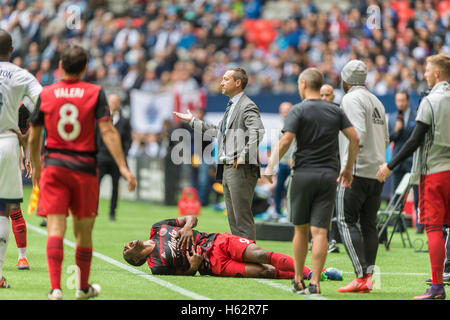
[0,185,434,301]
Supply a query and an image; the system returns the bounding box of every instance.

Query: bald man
[97,93,132,221]
[274,102,295,218]
[264,68,359,295]
[320,84,335,103]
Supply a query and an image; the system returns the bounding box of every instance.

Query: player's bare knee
[8,203,20,212]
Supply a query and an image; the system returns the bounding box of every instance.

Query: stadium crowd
[3,0,449,100]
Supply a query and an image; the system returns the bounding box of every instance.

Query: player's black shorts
[288,169,338,229]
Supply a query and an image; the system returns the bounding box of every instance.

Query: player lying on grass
[123,215,343,281]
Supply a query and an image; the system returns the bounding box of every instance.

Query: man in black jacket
[97,93,132,221]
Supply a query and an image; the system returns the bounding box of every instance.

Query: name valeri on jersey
[54,87,85,98]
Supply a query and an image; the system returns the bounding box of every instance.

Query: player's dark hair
[61,45,88,75]
[123,252,147,267]
[0,29,12,57]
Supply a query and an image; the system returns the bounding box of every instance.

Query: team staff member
[0,29,42,288]
[97,93,131,221]
[336,60,390,294]
[320,84,336,103]
[388,91,422,233]
[29,45,137,300]
[377,53,450,300]
[320,84,341,253]
[264,68,359,295]
[274,102,294,218]
[174,68,264,241]
[123,215,343,281]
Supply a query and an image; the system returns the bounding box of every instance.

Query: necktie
[221,100,233,137]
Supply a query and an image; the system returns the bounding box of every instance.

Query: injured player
[123,215,343,281]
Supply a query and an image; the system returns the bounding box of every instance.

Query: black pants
[445,227,450,273]
[336,176,383,278]
[98,160,121,218]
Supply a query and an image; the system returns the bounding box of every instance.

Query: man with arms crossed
[29,45,137,300]
[264,68,359,295]
[377,53,450,300]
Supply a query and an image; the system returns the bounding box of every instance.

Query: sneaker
[291,279,307,293]
[16,257,30,270]
[338,277,372,293]
[75,284,101,300]
[328,240,340,253]
[0,277,10,288]
[307,270,331,281]
[323,268,344,281]
[48,289,63,300]
[413,286,446,300]
[298,283,320,296]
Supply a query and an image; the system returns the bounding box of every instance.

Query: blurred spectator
[3,0,448,154]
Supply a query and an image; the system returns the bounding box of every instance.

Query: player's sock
[76,246,92,291]
[266,251,295,271]
[10,209,27,257]
[0,216,10,279]
[266,252,311,279]
[425,224,445,284]
[274,268,295,279]
[47,236,64,290]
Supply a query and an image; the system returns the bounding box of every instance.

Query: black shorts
[288,170,338,229]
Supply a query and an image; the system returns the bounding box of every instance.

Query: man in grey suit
[174,68,265,240]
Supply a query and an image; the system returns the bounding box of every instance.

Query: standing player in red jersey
[28,45,137,300]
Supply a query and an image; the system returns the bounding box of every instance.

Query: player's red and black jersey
[29,78,111,175]
[147,219,217,275]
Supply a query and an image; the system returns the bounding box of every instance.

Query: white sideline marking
[254,279,330,300]
[27,223,211,300]
[342,271,429,276]
[27,223,429,300]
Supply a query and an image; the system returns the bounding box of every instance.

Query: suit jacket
[97,111,132,163]
[191,93,265,181]
[388,107,417,173]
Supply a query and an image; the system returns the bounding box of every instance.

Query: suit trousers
[98,159,121,218]
[222,164,259,240]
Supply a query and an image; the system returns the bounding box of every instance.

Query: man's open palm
[173,110,193,122]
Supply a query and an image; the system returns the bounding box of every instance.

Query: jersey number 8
[57,103,81,141]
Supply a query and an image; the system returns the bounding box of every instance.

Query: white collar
[229,91,244,106]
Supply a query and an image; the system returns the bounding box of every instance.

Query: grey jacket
[191,94,265,178]
[339,86,390,179]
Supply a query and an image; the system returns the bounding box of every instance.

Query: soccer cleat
[0,277,10,288]
[337,277,372,293]
[413,286,446,300]
[307,268,343,281]
[328,240,340,253]
[48,289,63,300]
[16,257,30,270]
[298,283,320,296]
[291,279,307,294]
[323,268,344,281]
[75,283,101,300]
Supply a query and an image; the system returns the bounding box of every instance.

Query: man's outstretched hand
[173,110,194,122]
